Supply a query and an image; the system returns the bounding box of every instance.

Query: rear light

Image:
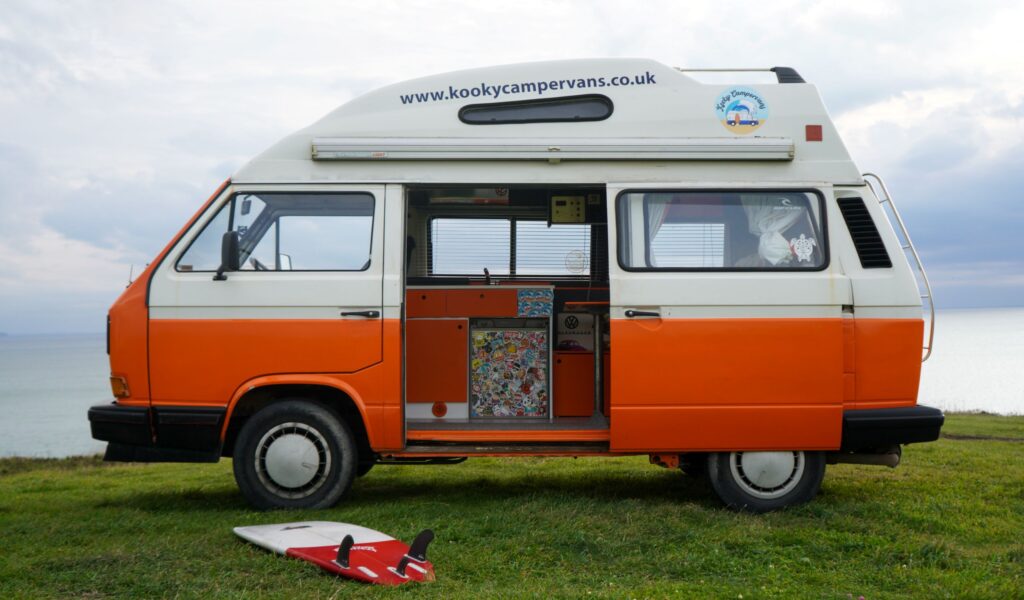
[110,376,130,398]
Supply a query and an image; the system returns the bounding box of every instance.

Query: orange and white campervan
[89,59,943,512]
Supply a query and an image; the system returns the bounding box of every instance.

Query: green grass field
[1,413,1022,599]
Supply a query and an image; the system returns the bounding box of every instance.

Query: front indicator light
[110,376,130,398]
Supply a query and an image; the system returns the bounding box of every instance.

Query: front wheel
[233,400,357,510]
[707,450,825,513]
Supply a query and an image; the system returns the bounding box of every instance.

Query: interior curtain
[644,194,671,267]
[741,194,804,265]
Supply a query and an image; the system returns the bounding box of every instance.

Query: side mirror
[213,231,241,281]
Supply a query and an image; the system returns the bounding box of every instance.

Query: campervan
[88,59,943,512]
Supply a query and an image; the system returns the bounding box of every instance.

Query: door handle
[624,309,660,318]
[340,310,380,318]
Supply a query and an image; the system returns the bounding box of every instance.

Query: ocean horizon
[1,306,1021,458]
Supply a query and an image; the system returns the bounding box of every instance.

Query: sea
[0,307,1021,458]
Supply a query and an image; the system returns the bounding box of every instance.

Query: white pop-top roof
[233,58,862,185]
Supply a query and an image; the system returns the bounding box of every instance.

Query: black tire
[232,400,357,510]
[707,450,825,513]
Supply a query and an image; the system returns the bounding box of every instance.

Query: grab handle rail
[862,172,935,362]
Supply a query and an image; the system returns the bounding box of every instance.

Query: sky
[0,0,1022,334]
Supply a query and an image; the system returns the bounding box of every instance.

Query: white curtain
[741,195,804,265]
[645,195,670,267]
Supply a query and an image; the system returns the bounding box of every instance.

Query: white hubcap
[729,451,805,500]
[255,422,331,499]
[265,434,319,488]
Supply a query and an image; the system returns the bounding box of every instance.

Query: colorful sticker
[470,328,549,418]
[517,288,554,317]
[715,86,768,134]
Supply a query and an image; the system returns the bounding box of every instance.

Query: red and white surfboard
[234,521,435,586]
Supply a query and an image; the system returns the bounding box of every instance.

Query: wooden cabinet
[444,289,517,317]
[553,351,611,417]
[406,319,468,404]
[406,291,446,317]
[405,288,518,318]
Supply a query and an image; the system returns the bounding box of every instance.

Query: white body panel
[233,59,861,186]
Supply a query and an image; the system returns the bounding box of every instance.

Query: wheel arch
[221,377,374,463]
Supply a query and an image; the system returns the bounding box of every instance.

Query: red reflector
[806,125,823,142]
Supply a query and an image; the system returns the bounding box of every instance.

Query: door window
[617,191,826,270]
[176,192,375,272]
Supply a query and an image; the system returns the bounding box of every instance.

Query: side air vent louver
[837,197,892,268]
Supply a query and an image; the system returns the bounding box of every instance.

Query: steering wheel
[249,257,269,271]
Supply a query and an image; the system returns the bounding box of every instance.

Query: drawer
[444,289,517,317]
[406,290,446,317]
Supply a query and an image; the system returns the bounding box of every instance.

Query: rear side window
[176,192,374,272]
[617,190,827,271]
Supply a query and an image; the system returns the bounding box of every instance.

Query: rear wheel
[707,450,825,513]
[233,400,357,510]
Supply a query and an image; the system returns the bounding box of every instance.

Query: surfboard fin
[335,534,354,569]
[394,556,411,578]
[406,529,434,562]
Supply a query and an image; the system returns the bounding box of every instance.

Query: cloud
[0,0,1022,333]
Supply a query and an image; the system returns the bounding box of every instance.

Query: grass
[1,414,1022,599]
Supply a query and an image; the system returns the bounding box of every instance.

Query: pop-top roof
[232,58,861,185]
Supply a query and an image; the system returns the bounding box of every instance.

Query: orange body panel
[107,276,151,403]
[107,180,229,403]
[385,450,626,454]
[853,318,923,408]
[406,319,468,403]
[405,429,610,443]
[213,319,404,451]
[610,318,845,451]
[611,405,843,451]
[149,319,383,405]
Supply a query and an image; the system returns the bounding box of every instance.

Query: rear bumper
[840,405,944,451]
[88,403,224,463]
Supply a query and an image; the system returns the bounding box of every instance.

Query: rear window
[616,190,827,271]
[429,218,591,277]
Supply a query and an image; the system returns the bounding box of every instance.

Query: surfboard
[234,521,435,585]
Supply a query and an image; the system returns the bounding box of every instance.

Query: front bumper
[88,403,225,463]
[840,405,944,451]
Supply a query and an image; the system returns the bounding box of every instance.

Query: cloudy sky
[0,0,1021,333]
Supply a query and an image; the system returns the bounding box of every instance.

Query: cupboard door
[406,319,468,403]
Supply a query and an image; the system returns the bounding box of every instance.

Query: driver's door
[148,184,385,405]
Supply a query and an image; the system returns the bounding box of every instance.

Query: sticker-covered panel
[470,328,549,417]
[516,288,554,317]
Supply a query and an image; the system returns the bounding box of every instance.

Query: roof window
[459,94,613,125]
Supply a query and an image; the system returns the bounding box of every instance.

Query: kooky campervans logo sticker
[715,86,768,134]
